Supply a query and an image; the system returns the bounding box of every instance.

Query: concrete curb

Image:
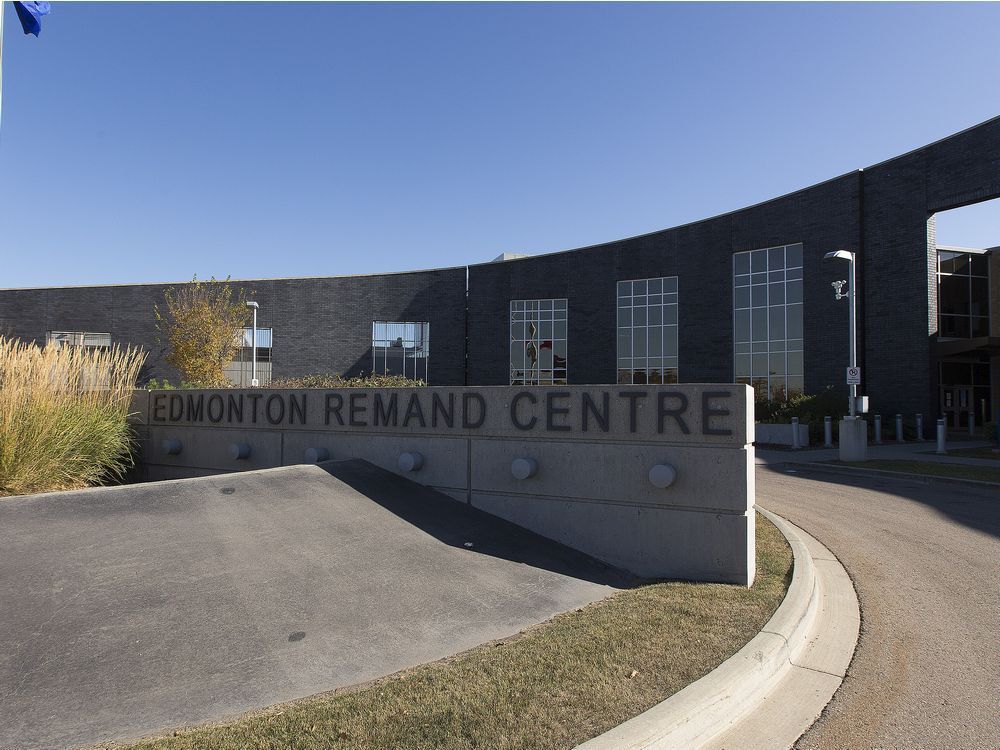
[576,509,859,750]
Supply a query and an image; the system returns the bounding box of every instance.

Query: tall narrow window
[510,299,567,385]
[938,250,990,338]
[733,243,804,399]
[372,321,430,382]
[617,276,678,385]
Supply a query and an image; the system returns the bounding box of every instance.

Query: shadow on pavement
[316,458,638,588]
[760,462,1000,539]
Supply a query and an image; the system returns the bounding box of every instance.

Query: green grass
[922,446,1000,462]
[107,514,792,750]
[835,459,1000,484]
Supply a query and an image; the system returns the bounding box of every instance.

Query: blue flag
[14,1,51,37]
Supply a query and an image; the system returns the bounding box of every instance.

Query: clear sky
[1,2,997,288]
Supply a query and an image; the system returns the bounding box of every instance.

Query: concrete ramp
[0,461,630,750]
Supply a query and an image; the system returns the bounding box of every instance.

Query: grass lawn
[922,446,1000,462]
[107,514,791,750]
[834,459,1000,484]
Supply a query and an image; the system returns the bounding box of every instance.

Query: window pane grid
[372,321,430,382]
[733,244,804,399]
[46,331,112,350]
[937,251,991,340]
[510,300,568,385]
[617,276,679,385]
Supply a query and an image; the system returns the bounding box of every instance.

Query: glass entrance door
[939,359,991,434]
[940,386,972,430]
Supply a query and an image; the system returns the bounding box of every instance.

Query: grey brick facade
[0,269,469,387]
[1,116,998,419]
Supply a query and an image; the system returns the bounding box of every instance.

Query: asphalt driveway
[0,460,628,750]
[759,464,999,750]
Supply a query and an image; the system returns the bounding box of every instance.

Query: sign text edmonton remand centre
[150,389,736,436]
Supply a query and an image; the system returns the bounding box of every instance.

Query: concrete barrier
[754,422,809,448]
[131,385,755,585]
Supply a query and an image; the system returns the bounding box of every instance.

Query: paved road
[0,460,628,750]
[758,464,999,750]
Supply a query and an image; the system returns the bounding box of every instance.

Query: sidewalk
[755,439,1000,468]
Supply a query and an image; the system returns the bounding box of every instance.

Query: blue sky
[1,2,997,288]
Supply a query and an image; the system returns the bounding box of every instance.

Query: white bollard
[936,418,947,454]
[824,416,833,448]
[916,413,924,441]
[895,413,904,443]
[791,417,801,450]
[874,414,882,444]
[968,411,975,437]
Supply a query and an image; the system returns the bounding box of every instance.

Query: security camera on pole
[824,250,868,461]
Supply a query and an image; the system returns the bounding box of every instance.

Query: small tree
[155,277,251,387]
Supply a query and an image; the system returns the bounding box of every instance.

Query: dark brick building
[2,117,998,430]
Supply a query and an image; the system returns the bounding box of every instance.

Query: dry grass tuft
[0,336,146,496]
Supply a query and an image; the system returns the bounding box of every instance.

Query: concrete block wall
[466,173,861,399]
[862,117,1000,418]
[0,267,469,386]
[133,385,756,585]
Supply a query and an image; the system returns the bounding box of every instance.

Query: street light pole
[246,301,259,387]
[825,250,857,418]
[847,252,857,418]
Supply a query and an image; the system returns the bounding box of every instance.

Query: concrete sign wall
[132,385,755,585]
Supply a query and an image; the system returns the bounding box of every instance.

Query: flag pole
[1,1,6,133]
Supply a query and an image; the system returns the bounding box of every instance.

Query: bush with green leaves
[267,373,425,389]
[755,387,847,442]
[144,373,424,390]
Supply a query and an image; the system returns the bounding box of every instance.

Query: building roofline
[863,114,1000,172]
[2,115,997,289]
[0,264,468,293]
[470,170,862,268]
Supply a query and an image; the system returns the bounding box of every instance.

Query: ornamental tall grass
[0,336,146,497]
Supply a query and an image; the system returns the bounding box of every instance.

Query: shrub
[755,387,847,442]
[155,277,251,387]
[0,336,146,497]
[267,373,425,389]
[144,378,205,390]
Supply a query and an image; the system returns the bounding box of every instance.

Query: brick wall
[0,268,469,386]
[2,117,998,417]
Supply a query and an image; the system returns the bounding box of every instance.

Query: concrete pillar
[839,418,868,462]
[824,416,833,448]
[936,418,947,455]
[874,414,882,444]
[791,417,801,450]
[895,414,904,443]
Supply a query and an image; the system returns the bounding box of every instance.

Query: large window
[617,276,678,384]
[46,331,111,351]
[372,321,429,382]
[226,327,273,386]
[510,299,567,385]
[938,250,990,338]
[733,243,804,399]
